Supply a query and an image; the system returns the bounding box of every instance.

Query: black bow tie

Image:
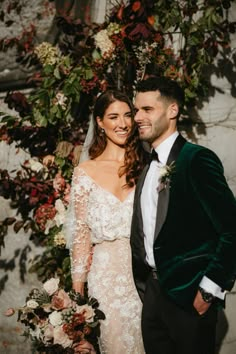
[148,149,159,164]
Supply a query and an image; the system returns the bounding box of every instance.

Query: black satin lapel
[136,164,150,198]
[134,164,150,231]
[167,134,186,166]
[154,182,170,240]
[154,134,186,241]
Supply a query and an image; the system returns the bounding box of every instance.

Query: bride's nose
[118,117,128,129]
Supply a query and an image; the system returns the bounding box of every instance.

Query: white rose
[49,311,62,326]
[26,300,39,309]
[53,326,73,348]
[29,158,44,172]
[43,278,59,295]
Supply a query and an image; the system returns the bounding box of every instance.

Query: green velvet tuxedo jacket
[130,134,236,311]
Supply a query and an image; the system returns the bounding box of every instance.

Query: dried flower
[53,92,68,110]
[34,42,60,66]
[55,141,74,158]
[54,231,66,247]
[158,162,175,192]
[94,29,115,58]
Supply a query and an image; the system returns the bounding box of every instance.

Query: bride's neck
[98,144,125,162]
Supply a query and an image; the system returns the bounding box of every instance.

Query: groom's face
[134,91,178,148]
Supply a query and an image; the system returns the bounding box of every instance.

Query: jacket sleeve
[190,148,236,290]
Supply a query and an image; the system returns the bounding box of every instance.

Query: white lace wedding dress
[65,167,145,354]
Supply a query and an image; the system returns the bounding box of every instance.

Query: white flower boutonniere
[157,162,175,192]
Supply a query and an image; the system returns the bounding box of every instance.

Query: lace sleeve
[63,167,92,283]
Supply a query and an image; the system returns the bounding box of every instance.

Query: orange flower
[132,1,141,12]
[148,16,155,26]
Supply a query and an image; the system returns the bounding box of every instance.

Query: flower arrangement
[5,278,105,353]
[158,162,175,192]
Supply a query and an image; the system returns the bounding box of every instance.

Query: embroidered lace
[64,167,145,354]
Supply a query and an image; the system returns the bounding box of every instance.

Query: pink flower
[4,308,15,317]
[53,172,66,192]
[63,183,71,204]
[51,289,73,310]
[43,323,54,343]
[53,326,73,348]
[76,304,95,323]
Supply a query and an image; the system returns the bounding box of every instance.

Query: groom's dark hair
[135,76,185,119]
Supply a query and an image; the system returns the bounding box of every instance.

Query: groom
[130,76,236,354]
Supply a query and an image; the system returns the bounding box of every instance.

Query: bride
[64,90,146,353]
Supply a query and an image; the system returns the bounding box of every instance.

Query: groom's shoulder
[181,140,221,163]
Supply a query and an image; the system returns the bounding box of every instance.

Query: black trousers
[142,274,218,354]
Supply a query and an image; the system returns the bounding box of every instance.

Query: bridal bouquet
[5,278,105,353]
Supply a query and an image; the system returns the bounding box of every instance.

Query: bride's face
[97,100,133,146]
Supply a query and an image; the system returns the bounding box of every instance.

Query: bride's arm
[64,167,92,296]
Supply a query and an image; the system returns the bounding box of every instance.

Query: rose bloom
[42,323,54,343]
[53,172,66,192]
[51,289,73,310]
[49,311,63,327]
[43,278,60,295]
[63,183,71,205]
[26,299,39,309]
[76,304,95,323]
[53,326,73,348]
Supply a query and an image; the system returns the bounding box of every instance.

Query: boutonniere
[157,162,175,192]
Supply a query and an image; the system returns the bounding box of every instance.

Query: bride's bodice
[82,169,134,242]
[63,167,135,282]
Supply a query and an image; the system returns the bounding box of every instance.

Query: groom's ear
[168,102,179,120]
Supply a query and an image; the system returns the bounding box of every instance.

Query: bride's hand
[73,340,96,353]
[72,281,85,297]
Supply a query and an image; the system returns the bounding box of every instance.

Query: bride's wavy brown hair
[89,90,147,187]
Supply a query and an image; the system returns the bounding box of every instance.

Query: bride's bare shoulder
[74,160,97,175]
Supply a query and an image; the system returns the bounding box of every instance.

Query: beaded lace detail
[64,166,144,353]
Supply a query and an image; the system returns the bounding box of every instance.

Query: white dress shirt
[141,131,225,300]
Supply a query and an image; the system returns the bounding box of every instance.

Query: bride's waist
[91,234,130,244]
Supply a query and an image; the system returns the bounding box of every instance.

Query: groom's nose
[134,109,142,122]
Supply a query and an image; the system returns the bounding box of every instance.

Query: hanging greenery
[0,0,236,289]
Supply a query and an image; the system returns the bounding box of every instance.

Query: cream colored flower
[28,158,44,172]
[43,278,60,295]
[54,92,68,110]
[106,22,121,36]
[54,231,66,247]
[54,199,66,227]
[49,311,62,326]
[94,29,114,57]
[34,42,59,66]
[26,300,39,309]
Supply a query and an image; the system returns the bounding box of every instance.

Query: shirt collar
[154,131,179,165]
